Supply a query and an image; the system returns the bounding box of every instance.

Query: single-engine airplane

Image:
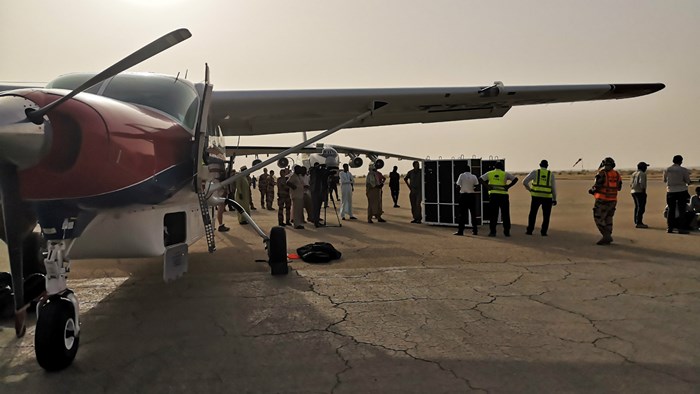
[0,28,664,371]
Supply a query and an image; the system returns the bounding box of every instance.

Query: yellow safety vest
[530,169,553,198]
[487,169,508,195]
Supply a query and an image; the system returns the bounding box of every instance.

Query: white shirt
[339,170,354,185]
[456,172,479,193]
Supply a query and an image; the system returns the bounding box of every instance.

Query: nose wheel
[35,292,80,371]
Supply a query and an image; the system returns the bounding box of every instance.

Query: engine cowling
[349,157,363,168]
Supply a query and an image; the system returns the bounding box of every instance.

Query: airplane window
[45,73,103,94]
[101,74,200,130]
[46,73,200,130]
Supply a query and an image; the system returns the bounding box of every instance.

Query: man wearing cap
[589,157,622,245]
[523,160,557,236]
[630,162,650,228]
[663,155,692,234]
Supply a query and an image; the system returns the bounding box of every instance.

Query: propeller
[0,28,192,337]
[26,28,192,124]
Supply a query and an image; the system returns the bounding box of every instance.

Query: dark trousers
[527,196,553,235]
[409,189,422,221]
[667,191,690,230]
[390,187,399,206]
[489,194,511,235]
[631,192,647,225]
[457,193,478,234]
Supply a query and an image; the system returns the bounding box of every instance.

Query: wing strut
[210,101,388,194]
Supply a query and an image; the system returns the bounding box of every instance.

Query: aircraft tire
[268,226,288,276]
[35,296,79,371]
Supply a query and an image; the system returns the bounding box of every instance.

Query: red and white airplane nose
[0,95,51,169]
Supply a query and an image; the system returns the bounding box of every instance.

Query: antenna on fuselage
[174,71,180,83]
[184,69,188,80]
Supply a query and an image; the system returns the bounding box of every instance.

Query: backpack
[296,242,342,263]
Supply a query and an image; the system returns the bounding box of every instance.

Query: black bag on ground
[296,242,342,263]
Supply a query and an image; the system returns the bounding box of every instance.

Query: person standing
[258,168,269,209]
[276,168,292,226]
[233,166,251,225]
[689,186,700,231]
[523,160,557,236]
[339,163,357,220]
[266,170,276,210]
[480,161,518,237]
[309,163,329,227]
[248,174,257,211]
[366,164,386,223]
[454,165,480,236]
[404,161,423,223]
[630,161,650,228]
[389,166,401,208]
[589,157,622,245]
[206,150,229,232]
[301,166,313,223]
[286,166,305,229]
[663,155,692,234]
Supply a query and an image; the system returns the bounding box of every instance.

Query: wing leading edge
[210,83,664,136]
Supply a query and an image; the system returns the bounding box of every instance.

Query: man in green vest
[480,161,518,237]
[523,160,557,236]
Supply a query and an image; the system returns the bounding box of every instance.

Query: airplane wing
[210,83,664,136]
[226,143,421,162]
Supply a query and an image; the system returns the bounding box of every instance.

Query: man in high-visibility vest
[589,157,622,245]
[480,161,519,237]
[523,160,557,236]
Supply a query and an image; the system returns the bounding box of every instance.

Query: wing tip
[609,83,665,98]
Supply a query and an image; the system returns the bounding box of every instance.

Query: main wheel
[35,297,79,371]
[268,226,288,276]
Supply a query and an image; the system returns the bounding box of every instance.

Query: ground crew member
[277,168,292,226]
[258,168,269,209]
[523,159,557,236]
[266,170,276,210]
[589,157,622,245]
[630,161,650,228]
[480,162,518,237]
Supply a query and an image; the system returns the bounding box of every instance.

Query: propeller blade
[27,28,192,123]
[0,162,28,336]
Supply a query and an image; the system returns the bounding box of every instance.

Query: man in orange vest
[589,157,622,245]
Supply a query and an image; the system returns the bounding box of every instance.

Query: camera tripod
[323,185,342,227]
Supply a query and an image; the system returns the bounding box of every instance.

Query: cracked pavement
[1,180,699,393]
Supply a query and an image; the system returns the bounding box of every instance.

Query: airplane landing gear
[35,291,80,371]
[224,198,289,275]
[35,240,80,371]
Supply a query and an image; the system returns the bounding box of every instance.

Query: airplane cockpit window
[46,73,200,130]
[45,73,103,94]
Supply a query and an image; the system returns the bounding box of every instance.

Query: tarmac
[1,179,699,393]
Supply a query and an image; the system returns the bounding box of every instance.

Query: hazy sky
[1,0,697,172]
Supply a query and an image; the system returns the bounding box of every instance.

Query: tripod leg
[331,195,342,227]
